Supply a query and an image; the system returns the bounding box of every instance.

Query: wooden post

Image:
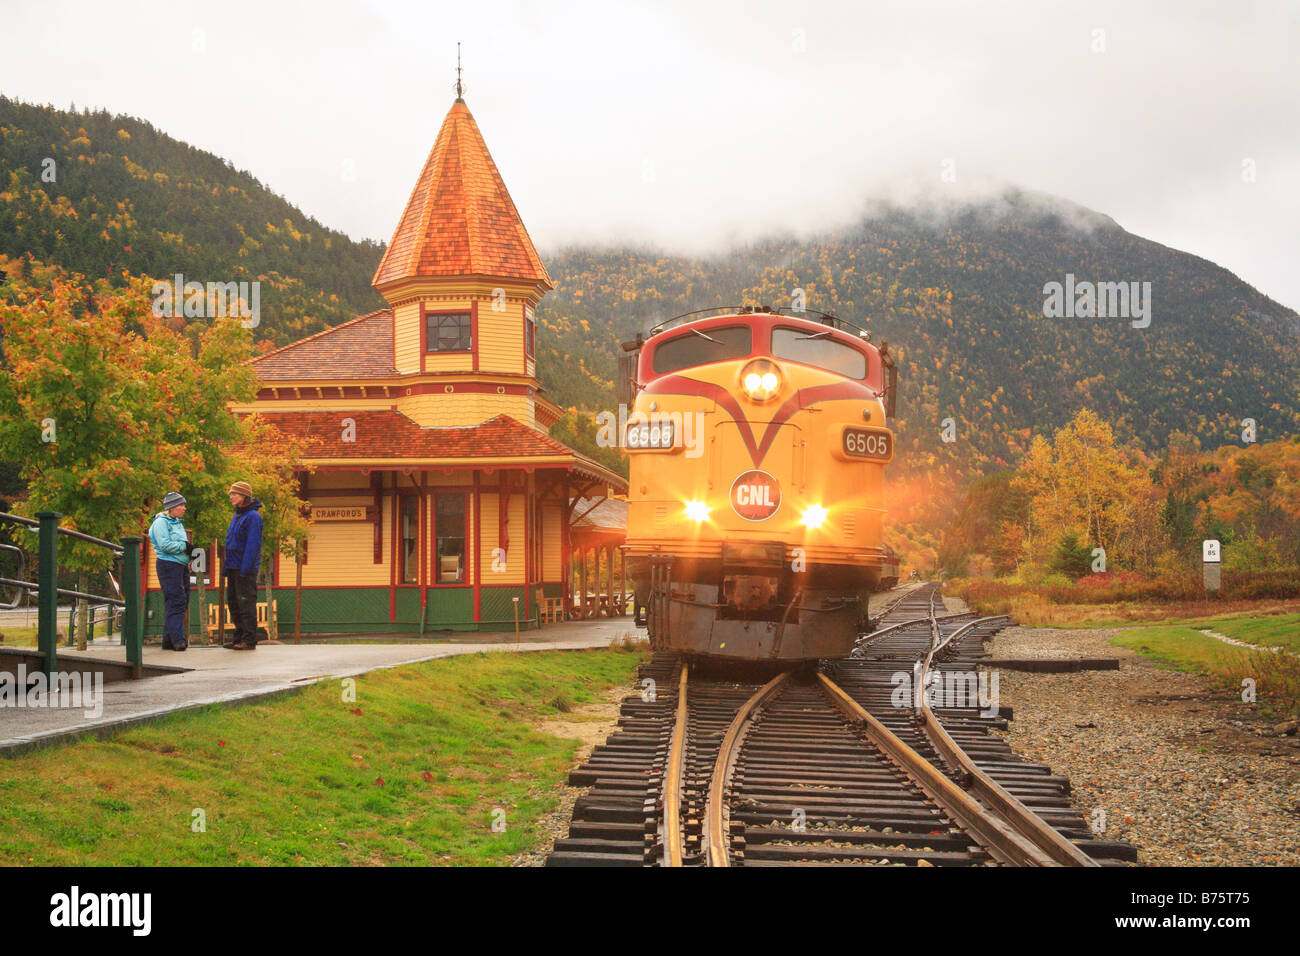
[606,545,614,617]
[120,536,143,676]
[216,542,226,645]
[579,544,588,620]
[294,542,303,645]
[620,547,628,616]
[37,511,59,679]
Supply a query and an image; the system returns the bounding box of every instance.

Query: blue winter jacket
[225,498,264,576]
[148,512,190,565]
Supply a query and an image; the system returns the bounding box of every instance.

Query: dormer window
[427,311,472,352]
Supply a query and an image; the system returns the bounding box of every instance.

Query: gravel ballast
[986,624,1300,866]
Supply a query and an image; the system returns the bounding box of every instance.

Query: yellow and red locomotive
[619,307,898,663]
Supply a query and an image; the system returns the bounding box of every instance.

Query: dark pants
[225,572,259,646]
[156,559,190,649]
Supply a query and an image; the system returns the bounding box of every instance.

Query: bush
[1049,531,1094,579]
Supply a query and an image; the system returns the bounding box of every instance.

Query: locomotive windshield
[652,325,752,374]
[771,327,867,379]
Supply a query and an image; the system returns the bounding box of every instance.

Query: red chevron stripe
[644,374,877,467]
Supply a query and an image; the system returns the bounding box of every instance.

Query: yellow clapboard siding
[398,391,530,427]
[302,498,389,586]
[394,300,420,374]
[478,309,522,374]
[423,351,474,372]
[477,492,498,582]
[476,491,524,585]
[309,473,369,492]
[542,501,562,580]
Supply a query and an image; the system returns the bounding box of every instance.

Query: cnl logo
[730,470,781,521]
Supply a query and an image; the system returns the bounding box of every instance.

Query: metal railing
[0,511,142,678]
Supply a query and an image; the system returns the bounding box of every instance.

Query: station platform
[0,617,642,755]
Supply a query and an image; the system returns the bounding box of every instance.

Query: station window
[436,494,467,583]
[427,311,472,352]
[399,495,419,585]
[525,308,536,359]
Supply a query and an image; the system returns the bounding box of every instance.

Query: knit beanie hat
[163,491,186,511]
[228,481,253,498]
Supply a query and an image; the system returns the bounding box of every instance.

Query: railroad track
[547,583,1135,866]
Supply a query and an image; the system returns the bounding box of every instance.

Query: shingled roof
[255,409,624,487]
[250,309,396,381]
[373,99,552,290]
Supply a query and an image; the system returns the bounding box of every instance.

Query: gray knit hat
[162,491,186,511]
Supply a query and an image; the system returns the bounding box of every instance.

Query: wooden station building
[144,93,626,635]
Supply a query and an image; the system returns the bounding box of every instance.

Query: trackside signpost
[1202,539,1221,592]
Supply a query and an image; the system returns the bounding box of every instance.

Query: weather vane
[455,42,464,101]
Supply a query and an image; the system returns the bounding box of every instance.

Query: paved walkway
[0,618,641,754]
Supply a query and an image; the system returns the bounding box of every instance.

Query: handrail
[0,511,142,678]
[0,512,124,554]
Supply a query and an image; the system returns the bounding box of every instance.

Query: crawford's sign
[730,470,781,521]
[311,506,369,522]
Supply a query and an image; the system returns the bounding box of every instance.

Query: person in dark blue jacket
[224,480,263,650]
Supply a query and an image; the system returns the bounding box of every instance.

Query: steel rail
[662,663,690,867]
[703,672,791,867]
[914,610,1097,867]
[816,673,1060,867]
[856,610,975,648]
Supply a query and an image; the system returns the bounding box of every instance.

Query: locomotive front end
[621,309,897,663]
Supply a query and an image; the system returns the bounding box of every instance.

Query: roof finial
[455,42,464,102]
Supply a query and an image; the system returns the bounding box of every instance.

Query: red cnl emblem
[730,470,781,521]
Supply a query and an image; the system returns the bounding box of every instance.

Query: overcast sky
[3,1,1297,308]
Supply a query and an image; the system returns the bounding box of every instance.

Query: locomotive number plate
[842,427,893,461]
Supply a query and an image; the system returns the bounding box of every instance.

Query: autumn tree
[1014,409,1145,570]
[0,261,308,644]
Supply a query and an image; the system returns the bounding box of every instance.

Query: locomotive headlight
[684,499,710,522]
[800,504,828,529]
[740,359,781,402]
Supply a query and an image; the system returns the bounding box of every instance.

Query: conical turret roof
[373,99,552,291]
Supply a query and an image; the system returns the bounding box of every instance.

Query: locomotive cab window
[651,325,752,374]
[771,327,867,379]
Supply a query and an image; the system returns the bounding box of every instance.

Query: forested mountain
[0,96,384,345]
[5,98,1297,494]
[534,197,1300,483]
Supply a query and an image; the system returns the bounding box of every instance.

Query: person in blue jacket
[224,480,263,650]
[148,491,192,651]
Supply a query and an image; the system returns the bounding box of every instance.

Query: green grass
[1112,626,1261,674]
[0,647,643,866]
[1113,626,1299,718]
[0,626,38,648]
[1193,614,1300,653]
